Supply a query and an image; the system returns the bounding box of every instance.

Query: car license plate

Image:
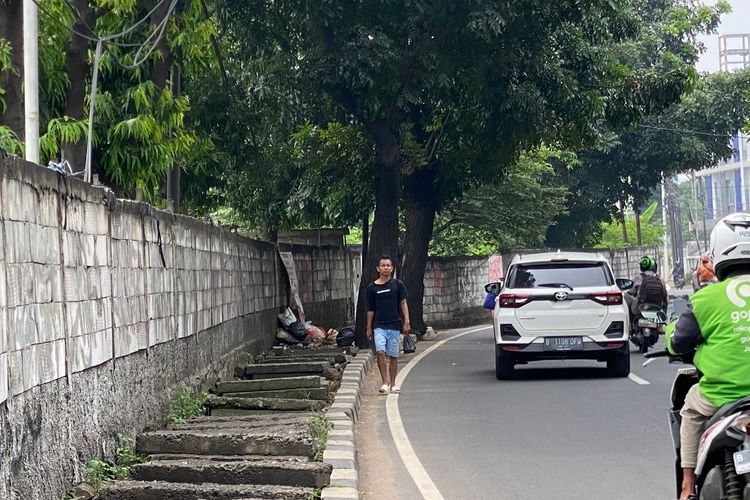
[543,336,583,351]
[734,450,750,474]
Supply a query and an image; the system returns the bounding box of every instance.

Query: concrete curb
[321,349,373,500]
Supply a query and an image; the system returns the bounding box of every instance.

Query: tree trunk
[60,0,94,172]
[361,210,369,273]
[635,208,642,246]
[150,0,172,91]
[620,202,629,244]
[354,119,400,348]
[401,165,438,335]
[0,0,25,142]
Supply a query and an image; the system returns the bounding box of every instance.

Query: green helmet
[639,255,656,273]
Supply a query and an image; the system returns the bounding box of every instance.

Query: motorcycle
[644,350,750,499]
[630,303,667,354]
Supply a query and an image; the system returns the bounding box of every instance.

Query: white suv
[488,251,631,379]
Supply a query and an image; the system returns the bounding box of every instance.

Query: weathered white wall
[0,157,354,499]
[422,246,661,327]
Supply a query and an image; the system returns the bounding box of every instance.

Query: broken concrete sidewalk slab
[209,409,310,417]
[131,458,332,488]
[206,394,327,412]
[96,480,313,500]
[242,362,329,376]
[136,428,317,457]
[222,387,329,401]
[259,354,348,364]
[170,416,312,432]
[147,453,311,463]
[216,376,322,394]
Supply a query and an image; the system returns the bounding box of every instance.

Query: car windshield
[509,262,612,289]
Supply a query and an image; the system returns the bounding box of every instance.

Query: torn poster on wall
[278,251,305,322]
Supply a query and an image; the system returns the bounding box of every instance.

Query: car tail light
[498,293,532,308]
[589,291,623,306]
[731,415,750,434]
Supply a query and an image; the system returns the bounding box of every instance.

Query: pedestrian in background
[366,255,411,394]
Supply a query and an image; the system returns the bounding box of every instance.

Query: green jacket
[666,277,750,407]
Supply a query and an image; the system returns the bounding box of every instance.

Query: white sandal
[390,385,400,394]
[379,384,389,394]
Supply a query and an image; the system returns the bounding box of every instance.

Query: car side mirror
[616,278,634,291]
[485,281,503,294]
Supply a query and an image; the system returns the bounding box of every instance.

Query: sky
[695,0,750,73]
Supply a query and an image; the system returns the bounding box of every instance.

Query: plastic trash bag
[278,307,297,327]
[336,326,356,347]
[403,332,417,354]
[483,292,498,310]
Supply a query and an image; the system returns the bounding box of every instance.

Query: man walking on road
[366,255,411,394]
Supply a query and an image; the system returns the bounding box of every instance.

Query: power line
[637,123,747,138]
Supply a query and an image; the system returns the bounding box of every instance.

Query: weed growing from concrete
[84,460,130,490]
[81,434,146,491]
[168,388,208,424]
[310,412,333,461]
[309,488,322,499]
[115,434,147,466]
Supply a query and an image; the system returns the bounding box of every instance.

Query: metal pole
[22,0,39,164]
[661,176,669,282]
[84,40,103,184]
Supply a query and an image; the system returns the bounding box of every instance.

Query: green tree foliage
[30,0,218,202]
[596,201,665,248]
[430,148,570,256]
[550,64,750,249]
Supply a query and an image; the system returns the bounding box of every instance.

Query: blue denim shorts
[374,328,400,357]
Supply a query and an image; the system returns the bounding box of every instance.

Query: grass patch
[310,412,333,462]
[309,488,322,500]
[82,434,146,490]
[168,388,208,424]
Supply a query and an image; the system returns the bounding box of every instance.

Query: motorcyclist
[666,212,750,500]
[694,254,717,287]
[625,255,668,329]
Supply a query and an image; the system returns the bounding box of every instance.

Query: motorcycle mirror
[485,281,503,294]
[616,278,634,290]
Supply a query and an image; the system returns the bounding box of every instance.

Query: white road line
[385,325,491,500]
[628,372,650,385]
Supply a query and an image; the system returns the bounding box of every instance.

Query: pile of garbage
[276,307,355,348]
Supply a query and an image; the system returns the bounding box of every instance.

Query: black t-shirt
[366,279,408,330]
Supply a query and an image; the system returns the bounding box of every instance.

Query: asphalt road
[362,325,685,500]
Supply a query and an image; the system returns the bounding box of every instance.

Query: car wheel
[608,344,630,377]
[495,346,514,380]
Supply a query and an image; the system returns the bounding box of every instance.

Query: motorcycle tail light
[590,291,623,306]
[731,415,750,434]
[498,293,532,308]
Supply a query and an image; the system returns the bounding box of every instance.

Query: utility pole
[661,176,669,282]
[22,0,39,164]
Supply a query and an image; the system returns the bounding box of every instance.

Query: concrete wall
[0,157,354,499]
[422,246,660,328]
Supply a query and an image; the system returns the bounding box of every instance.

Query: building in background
[693,33,750,229]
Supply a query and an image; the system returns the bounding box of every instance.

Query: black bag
[285,321,308,341]
[336,326,356,347]
[638,273,665,306]
[403,333,417,354]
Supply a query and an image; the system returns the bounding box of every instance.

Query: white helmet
[709,212,750,280]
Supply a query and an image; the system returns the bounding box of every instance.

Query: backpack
[638,273,665,306]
